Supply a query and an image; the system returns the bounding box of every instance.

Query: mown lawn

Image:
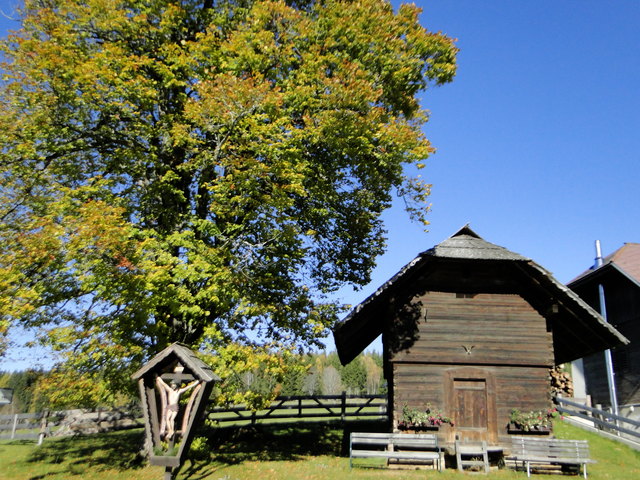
[1,420,639,480]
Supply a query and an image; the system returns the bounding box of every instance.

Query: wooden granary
[333,226,627,448]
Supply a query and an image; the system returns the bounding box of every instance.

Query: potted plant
[397,404,454,432]
[508,408,558,434]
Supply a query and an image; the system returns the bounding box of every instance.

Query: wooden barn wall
[581,351,611,406]
[583,343,640,407]
[387,291,554,367]
[572,275,640,406]
[385,291,555,445]
[392,363,552,445]
[597,277,640,405]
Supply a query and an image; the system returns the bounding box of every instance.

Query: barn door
[453,379,488,442]
[445,369,497,444]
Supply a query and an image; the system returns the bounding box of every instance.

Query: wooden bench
[509,436,596,478]
[349,432,442,470]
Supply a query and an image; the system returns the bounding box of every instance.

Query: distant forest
[0,369,46,413]
[0,351,385,413]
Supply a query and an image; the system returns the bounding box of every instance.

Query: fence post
[11,413,18,439]
[606,406,621,435]
[341,391,346,422]
[595,403,603,430]
[38,410,50,445]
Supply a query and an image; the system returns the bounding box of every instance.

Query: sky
[1,1,639,369]
[339,1,640,290]
[333,0,640,348]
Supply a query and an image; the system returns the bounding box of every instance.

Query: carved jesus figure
[156,376,199,440]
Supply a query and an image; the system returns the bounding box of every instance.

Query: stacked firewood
[550,365,573,397]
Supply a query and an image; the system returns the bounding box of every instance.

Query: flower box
[507,408,557,435]
[397,423,440,433]
[507,422,552,435]
[397,403,454,433]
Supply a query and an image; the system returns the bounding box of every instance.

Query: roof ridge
[449,224,481,239]
[431,227,529,262]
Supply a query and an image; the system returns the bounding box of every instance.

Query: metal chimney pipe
[595,240,619,417]
[595,240,604,268]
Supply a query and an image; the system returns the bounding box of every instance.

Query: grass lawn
[1,420,639,480]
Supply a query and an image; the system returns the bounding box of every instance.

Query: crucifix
[132,343,219,480]
[155,368,201,441]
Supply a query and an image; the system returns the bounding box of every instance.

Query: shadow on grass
[178,419,388,480]
[213,419,387,461]
[25,428,146,479]
[21,419,389,480]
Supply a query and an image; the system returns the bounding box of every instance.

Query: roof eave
[131,343,220,382]
[569,262,640,291]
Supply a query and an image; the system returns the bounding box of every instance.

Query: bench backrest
[351,432,439,449]
[511,436,590,460]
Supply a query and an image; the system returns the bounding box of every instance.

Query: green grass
[1,420,639,480]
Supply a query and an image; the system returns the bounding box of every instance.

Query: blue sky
[353,1,639,289]
[1,1,639,368]
[332,0,640,348]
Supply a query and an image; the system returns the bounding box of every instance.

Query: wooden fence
[207,393,387,425]
[555,396,640,448]
[0,394,387,443]
[0,412,49,442]
[0,410,79,443]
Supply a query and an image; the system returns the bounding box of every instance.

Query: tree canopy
[0,0,456,396]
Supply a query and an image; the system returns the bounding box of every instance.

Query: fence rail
[207,393,387,425]
[555,396,640,444]
[0,394,387,442]
[0,412,46,441]
[0,410,80,442]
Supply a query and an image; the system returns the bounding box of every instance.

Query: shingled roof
[131,343,220,382]
[333,226,628,365]
[425,225,528,261]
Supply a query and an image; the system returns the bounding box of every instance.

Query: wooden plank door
[445,368,498,444]
[453,379,488,442]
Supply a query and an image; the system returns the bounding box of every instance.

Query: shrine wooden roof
[131,343,220,382]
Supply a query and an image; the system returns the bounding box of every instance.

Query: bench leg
[526,461,531,477]
[349,443,352,469]
[583,463,587,479]
[482,442,489,474]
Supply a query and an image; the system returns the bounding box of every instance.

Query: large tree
[0,0,456,395]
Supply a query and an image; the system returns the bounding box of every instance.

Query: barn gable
[334,226,628,366]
